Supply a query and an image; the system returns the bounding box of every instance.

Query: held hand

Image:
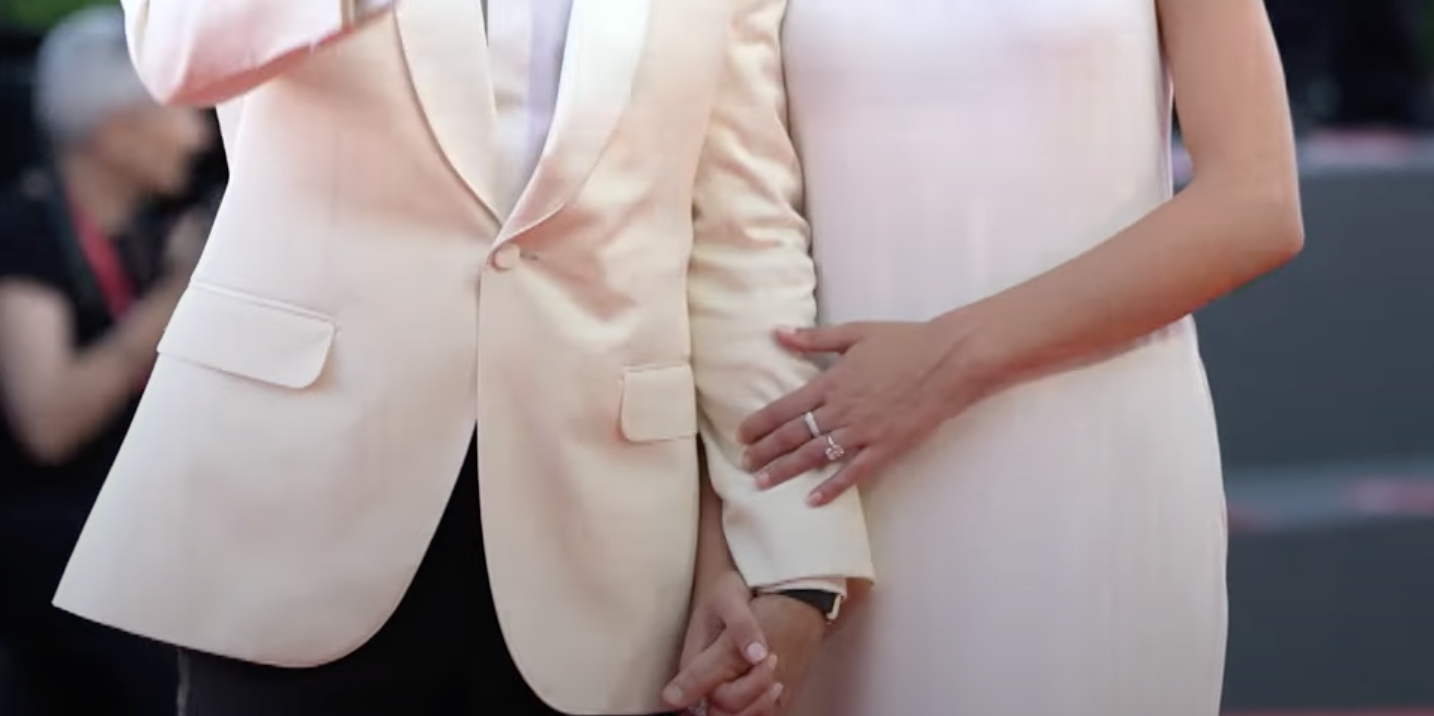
[732,595,827,715]
[739,320,988,505]
[664,571,780,716]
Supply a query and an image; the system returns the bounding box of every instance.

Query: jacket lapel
[495,0,653,245]
[394,0,505,222]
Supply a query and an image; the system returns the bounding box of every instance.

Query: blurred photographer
[0,7,213,715]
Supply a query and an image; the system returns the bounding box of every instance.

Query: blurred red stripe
[1348,481,1434,515]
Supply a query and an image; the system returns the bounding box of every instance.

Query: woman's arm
[0,277,181,464]
[949,0,1302,387]
[120,0,390,106]
[694,460,739,590]
[738,0,1302,504]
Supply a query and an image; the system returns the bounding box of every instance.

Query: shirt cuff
[758,577,847,597]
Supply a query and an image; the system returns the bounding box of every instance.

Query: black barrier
[1201,153,1434,711]
[1223,518,1434,711]
[1197,158,1434,469]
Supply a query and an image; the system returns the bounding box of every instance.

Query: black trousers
[0,488,177,716]
[178,438,672,716]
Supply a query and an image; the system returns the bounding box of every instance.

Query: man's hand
[664,571,780,716]
[732,595,826,714]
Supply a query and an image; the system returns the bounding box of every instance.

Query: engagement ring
[824,434,846,462]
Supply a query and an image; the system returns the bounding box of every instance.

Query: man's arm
[689,0,873,594]
[118,0,390,107]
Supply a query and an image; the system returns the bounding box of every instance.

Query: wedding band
[802,410,823,438]
[824,434,846,462]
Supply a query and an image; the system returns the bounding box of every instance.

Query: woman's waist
[989,318,1211,416]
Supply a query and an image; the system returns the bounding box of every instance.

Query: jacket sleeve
[688,0,875,591]
[118,0,388,106]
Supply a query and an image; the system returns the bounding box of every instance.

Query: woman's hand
[738,319,995,505]
[665,570,780,716]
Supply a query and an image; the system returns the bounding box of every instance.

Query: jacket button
[491,244,522,271]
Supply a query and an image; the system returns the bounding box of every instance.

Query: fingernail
[806,491,823,506]
[745,642,768,663]
[741,454,754,470]
[662,686,682,705]
[772,682,786,699]
[755,472,771,489]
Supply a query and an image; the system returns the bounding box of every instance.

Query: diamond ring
[824,434,846,462]
[802,410,823,438]
[689,699,709,716]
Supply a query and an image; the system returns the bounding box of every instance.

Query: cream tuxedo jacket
[52,0,873,712]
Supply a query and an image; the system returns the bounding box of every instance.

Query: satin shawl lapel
[395,0,504,221]
[495,0,653,245]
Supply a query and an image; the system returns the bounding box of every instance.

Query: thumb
[777,324,865,355]
[662,637,743,710]
[678,615,717,669]
[715,592,769,665]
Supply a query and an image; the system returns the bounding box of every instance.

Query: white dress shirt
[487,0,572,192]
[358,0,569,195]
[355,0,843,601]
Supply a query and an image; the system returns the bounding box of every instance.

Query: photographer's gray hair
[33,6,155,145]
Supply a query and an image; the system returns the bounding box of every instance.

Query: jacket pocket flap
[157,283,336,390]
[620,364,698,443]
